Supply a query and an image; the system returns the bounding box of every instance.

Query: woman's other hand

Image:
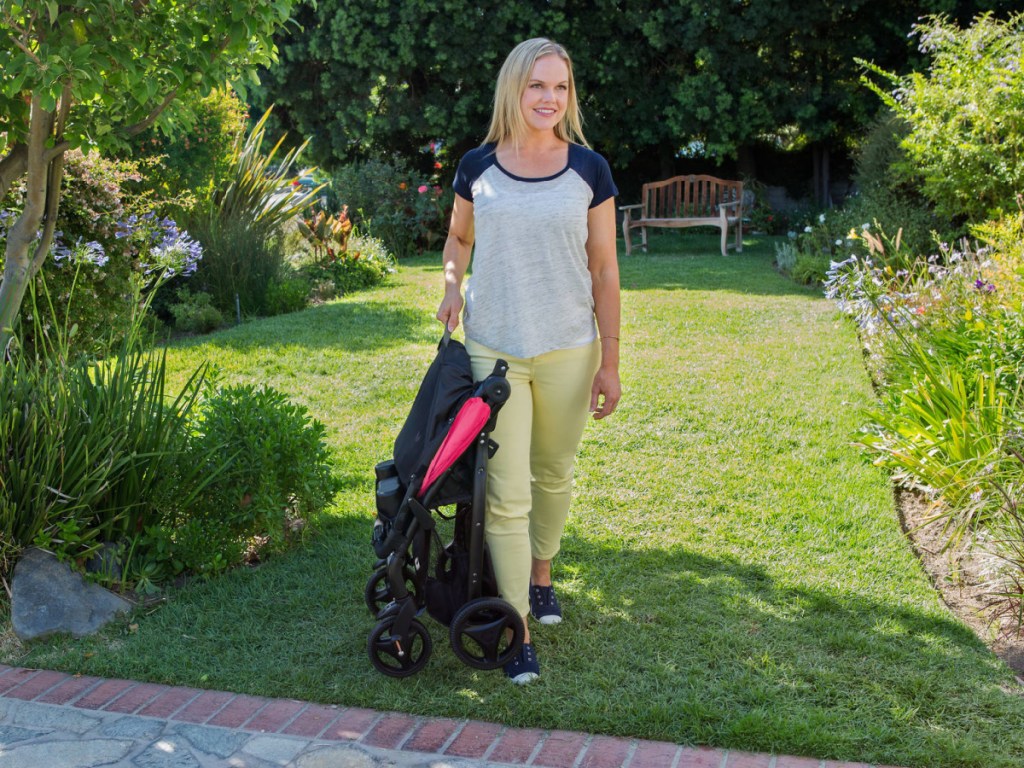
[590,365,620,419]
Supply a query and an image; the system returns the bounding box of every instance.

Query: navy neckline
[491,143,573,183]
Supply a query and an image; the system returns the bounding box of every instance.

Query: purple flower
[52,241,73,263]
[83,241,107,267]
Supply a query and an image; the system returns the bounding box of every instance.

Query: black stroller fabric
[424,506,500,626]
[393,334,476,504]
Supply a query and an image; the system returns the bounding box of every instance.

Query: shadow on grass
[547,530,1024,766]
[169,298,430,354]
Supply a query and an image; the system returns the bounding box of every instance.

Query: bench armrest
[719,200,742,220]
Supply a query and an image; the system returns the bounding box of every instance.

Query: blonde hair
[483,38,589,148]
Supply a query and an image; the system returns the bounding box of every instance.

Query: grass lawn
[5,232,1024,767]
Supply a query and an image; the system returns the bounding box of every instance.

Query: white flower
[804,225,813,233]
[835,239,843,246]
[861,222,871,230]
[787,231,797,238]
[819,213,826,223]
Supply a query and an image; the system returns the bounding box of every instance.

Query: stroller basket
[365,331,526,678]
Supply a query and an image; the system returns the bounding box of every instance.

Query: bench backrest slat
[642,175,742,220]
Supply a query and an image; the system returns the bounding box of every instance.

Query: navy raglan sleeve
[586,151,618,209]
[453,146,491,202]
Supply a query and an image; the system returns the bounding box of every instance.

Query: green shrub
[2,151,140,355]
[264,276,310,316]
[790,249,831,285]
[846,114,952,257]
[859,348,1013,540]
[168,288,224,334]
[1,278,342,591]
[175,383,341,573]
[861,13,1024,223]
[302,231,395,297]
[127,87,249,214]
[333,157,451,258]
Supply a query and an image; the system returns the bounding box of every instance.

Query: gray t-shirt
[453,142,617,359]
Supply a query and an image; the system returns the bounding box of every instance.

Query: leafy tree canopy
[256,0,1014,179]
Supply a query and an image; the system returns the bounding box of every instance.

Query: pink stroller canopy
[419,396,491,495]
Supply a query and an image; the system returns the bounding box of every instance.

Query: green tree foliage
[127,87,251,211]
[861,12,1024,224]
[0,0,296,351]
[256,0,1012,186]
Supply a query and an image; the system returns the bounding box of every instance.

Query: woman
[436,37,621,684]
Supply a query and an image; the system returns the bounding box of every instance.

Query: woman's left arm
[586,197,621,420]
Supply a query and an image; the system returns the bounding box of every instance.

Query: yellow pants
[466,338,601,618]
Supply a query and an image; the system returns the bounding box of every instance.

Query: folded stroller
[366,330,524,677]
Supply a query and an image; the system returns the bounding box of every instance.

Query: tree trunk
[0,242,33,356]
[736,145,757,181]
[812,144,832,209]
[0,97,64,355]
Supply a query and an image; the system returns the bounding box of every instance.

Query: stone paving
[0,664,904,768]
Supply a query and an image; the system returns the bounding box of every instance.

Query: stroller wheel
[364,565,418,615]
[368,616,433,678]
[449,597,525,671]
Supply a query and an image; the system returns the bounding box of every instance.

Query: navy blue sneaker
[529,584,562,625]
[504,642,539,685]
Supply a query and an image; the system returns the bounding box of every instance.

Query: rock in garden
[11,548,132,641]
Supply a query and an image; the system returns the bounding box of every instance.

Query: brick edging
[0,664,891,768]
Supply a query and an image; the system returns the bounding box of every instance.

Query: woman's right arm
[437,193,474,332]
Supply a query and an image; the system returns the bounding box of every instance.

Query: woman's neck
[496,134,569,177]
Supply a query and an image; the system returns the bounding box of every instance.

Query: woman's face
[519,54,570,134]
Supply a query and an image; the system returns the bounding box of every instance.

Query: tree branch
[29,82,72,273]
[56,80,72,136]
[8,97,54,250]
[43,141,71,164]
[1,4,43,66]
[29,153,64,275]
[0,145,28,202]
[120,88,179,138]
[4,29,43,65]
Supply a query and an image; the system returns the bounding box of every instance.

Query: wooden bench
[620,175,744,256]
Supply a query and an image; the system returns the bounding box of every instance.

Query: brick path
[0,664,904,767]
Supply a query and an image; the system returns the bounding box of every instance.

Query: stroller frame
[366,334,524,677]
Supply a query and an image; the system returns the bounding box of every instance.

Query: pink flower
[417,185,429,194]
